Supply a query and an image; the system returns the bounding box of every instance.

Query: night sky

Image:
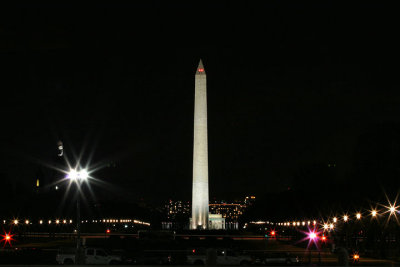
[1,3,400,213]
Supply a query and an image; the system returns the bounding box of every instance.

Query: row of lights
[2,218,151,226]
[3,219,74,225]
[278,220,318,227]
[277,204,398,228]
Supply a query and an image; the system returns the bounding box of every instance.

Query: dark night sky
[1,3,400,210]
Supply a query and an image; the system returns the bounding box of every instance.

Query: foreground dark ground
[0,233,398,266]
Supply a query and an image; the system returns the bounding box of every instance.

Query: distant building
[209,203,246,222]
[162,196,253,230]
[208,214,225,230]
[165,200,190,220]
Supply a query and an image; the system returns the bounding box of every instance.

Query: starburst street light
[371,210,377,217]
[67,169,89,181]
[389,205,396,214]
[356,213,361,220]
[343,215,348,222]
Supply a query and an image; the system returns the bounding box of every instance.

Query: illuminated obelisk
[191,59,209,230]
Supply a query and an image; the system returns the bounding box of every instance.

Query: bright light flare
[298,227,322,250]
[352,252,360,262]
[309,232,317,240]
[79,169,89,180]
[67,168,89,181]
[343,215,348,222]
[356,213,361,220]
[67,169,78,180]
[333,217,337,223]
[390,206,396,214]
[1,231,15,247]
[371,210,377,217]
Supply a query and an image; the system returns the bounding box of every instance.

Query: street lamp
[67,168,89,265]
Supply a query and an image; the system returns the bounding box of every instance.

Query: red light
[198,68,204,72]
[270,231,276,236]
[1,231,15,247]
[322,236,327,241]
[106,229,110,233]
[192,249,196,253]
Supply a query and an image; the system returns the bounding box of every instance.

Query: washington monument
[191,59,209,229]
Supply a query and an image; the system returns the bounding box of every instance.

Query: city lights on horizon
[0,218,151,227]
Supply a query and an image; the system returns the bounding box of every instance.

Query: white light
[323,224,329,230]
[14,220,18,225]
[329,223,334,229]
[79,169,89,180]
[68,169,78,180]
[333,217,337,223]
[56,220,59,224]
[390,206,396,214]
[25,220,29,225]
[39,220,43,224]
[343,215,348,222]
[371,210,377,217]
[356,213,361,219]
[55,186,58,190]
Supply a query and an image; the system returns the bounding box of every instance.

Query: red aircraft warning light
[198,68,204,72]
[106,229,111,234]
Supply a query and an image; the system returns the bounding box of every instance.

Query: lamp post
[67,168,88,265]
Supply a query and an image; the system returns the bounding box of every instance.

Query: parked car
[55,247,122,265]
[187,248,253,265]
